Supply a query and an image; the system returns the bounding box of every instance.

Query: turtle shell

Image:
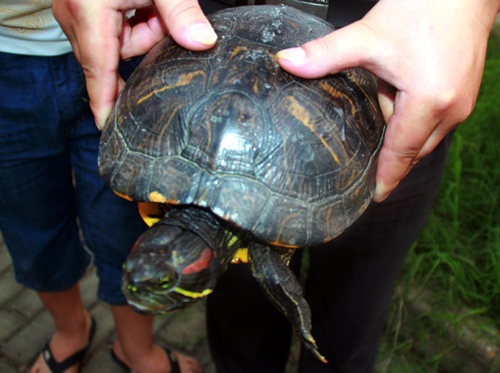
[98,5,385,247]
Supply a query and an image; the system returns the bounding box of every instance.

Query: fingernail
[95,119,103,131]
[95,115,107,131]
[187,23,218,45]
[373,182,390,203]
[276,47,306,65]
[94,107,112,130]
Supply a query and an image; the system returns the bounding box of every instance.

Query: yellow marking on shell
[113,191,133,201]
[347,75,378,113]
[136,71,207,105]
[149,191,167,203]
[196,189,209,205]
[268,241,299,249]
[318,80,343,99]
[324,205,334,238]
[253,79,260,95]
[138,202,163,227]
[156,106,181,150]
[268,212,302,248]
[229,46,248,59]
[231,248,248,264]
[285,96,341,165]
[318,80,356,118]
[173,287,213,299]
[275,125,291,187]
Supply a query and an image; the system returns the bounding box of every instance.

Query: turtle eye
[157,276,172,289]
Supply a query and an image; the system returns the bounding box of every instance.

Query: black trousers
[198,0,451,371]
[206,132,454,373]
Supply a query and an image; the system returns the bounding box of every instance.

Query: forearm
[475,0,500,28]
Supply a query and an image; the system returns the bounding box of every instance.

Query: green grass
[378,30,500,372]
[402,30,500,320]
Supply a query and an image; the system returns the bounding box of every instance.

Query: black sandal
[111,347,180,373]
[42,316,97,373]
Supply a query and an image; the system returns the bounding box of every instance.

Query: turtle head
[122,220,218,315]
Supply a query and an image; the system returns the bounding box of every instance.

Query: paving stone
[0,242,12,274]
[0,270,25,308]
[0,309,25,341]
[9,289,44,319]
[166,299,206,323]
[153,313,172,333]
[80,267,99,309]
[0,359,18,373]
[194,343,216,373]
[0,309,53,366]
[83,344,127,373]
[157,302,207,351]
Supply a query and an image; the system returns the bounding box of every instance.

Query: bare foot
[112,342,202,373]
[173,351,203,373]
[30,313,92,373]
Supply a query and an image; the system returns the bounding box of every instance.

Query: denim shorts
[0,51,147,305]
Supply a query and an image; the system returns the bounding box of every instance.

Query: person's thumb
[276,21,378,78]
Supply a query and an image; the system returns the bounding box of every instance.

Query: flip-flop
[42,316,97,373]
[111,347,180,373]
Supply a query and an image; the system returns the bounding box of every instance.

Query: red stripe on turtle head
[182,247,213,275]
[131,237,140,252]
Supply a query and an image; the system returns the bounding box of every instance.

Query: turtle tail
[247,243,327,363]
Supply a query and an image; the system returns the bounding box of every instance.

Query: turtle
[98,4,385,363]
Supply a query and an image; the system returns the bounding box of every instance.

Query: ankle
[47,312,92,363]
[113,342,170,373]
[54,309,89,335]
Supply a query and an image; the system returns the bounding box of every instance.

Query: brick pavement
[0,233,218,373]
[0,233,301,372]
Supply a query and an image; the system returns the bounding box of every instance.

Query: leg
[247,244,325,363]
[299,133,455,373]
[0,51,94,373]
[66,57,201,373]
[111,306,201,373]
[30,284,92,373]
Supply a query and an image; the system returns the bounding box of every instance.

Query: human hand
[277,0,500,202]
[53,0,217,129]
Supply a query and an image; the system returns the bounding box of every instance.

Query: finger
[120,6,169,60]
[377,78,396,124]
[74,8,124,129]
[155,0,217,50]
[276,21,379,78]
[373,92,439,202]
[52,0,123,128]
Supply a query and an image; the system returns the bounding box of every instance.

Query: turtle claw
[303,338,328,363]
[248,243,327,363]
[292,315,327,363]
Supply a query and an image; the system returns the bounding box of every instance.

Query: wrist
[478,0,500,28]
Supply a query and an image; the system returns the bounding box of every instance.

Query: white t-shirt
[0,0,72,56]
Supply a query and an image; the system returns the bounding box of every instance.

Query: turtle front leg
[247,242,327,363]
